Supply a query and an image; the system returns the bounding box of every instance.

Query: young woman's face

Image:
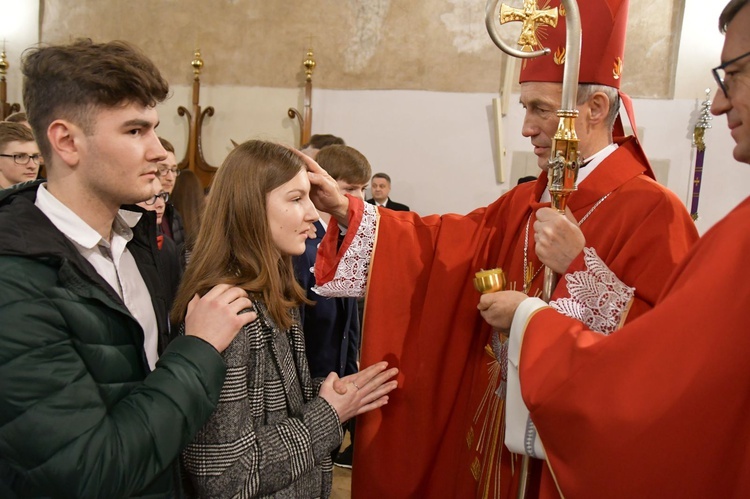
[266,168,319,256]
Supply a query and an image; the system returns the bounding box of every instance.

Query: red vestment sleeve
[520,196,750,498]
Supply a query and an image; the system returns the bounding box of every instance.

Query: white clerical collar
[540,143,618,203]
[35,183,142,249]
[576,142,618,186]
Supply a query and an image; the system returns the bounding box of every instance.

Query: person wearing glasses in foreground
[478,0,750,496]
[175,140,398,498]
[0,121,41,188]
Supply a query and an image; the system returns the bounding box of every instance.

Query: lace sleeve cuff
[313,202,377,298]
[550,247,635,335]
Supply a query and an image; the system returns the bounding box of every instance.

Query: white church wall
[155,85,746,235]
[312,89,746,234]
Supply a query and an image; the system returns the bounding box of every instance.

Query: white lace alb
[550,247,635,335]
[313,202,378,298]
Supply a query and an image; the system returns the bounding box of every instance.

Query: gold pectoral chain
[522,214,545,295]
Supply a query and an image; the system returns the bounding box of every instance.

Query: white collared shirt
[540,143,618,203]
[35,184,159,370]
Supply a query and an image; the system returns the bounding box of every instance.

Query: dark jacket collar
[0,181,160,307]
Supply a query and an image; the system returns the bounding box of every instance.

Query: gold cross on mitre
[500,0,558,52]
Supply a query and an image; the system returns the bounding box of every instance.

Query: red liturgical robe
[515,195,750,498]
[315,138,698,498]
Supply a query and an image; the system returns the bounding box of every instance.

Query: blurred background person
[0,122,40,188]
[4,112,31,129]
[156,137,185,248]
[367,172,409,211]
[170,168,205,265]
[300,133,345,160]
[135,185,182,353]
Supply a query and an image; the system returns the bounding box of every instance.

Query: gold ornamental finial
[303,48,316,82]
[500,0,558,52]
[693,89,713,152]
[0,50,9,78]
[191,49,204,80]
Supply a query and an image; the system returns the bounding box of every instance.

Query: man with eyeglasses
[475,0,750,495]
[137,187,182,340]
[157,136,186,250]
[0,121,41,188]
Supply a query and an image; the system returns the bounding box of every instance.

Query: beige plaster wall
[41,0,681,98]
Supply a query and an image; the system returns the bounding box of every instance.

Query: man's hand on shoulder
[184,284,256,353]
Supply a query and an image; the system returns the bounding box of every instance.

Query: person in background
[300,133,346,160]
[136,185,182,341]
[170,168,205,265]
[156,136,185,248]
[5,111,31,129]
[174,140,398,498]
[0,122,40,188]
[367,172,410,211]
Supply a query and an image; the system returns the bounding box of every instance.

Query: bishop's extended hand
[291,148,350,224]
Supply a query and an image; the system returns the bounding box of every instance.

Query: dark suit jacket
[292,221,360,378]
[366,198,410,211]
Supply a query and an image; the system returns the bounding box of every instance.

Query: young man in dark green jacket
[0,40,256,498]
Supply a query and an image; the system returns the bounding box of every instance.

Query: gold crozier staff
[485,0,583,497]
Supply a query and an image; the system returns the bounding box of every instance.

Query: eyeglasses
[145,192,169,205]
[712,50,750,98]
[0,153,43,166]
[157,166,181,177]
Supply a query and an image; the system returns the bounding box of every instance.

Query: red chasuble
[315,138,698,498]
[518,195,750,498]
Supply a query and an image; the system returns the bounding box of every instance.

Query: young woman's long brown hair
[171,140,311,330]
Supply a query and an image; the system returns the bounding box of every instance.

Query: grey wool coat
[182,301,344,498]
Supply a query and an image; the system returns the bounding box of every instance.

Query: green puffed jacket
[0,182,226,498]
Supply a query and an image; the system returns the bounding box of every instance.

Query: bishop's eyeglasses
[145,192,169,205]
[0,153,43,166]
[712,50,750,98]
